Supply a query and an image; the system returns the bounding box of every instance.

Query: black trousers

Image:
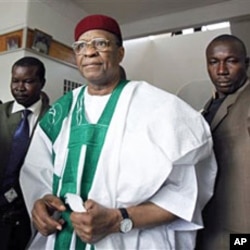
[0,203,31,250]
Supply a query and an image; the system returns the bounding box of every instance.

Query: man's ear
[118,46,125,63]
[245,57,250,70]
[41,79,46,89]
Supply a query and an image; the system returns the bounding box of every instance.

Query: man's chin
[16,98,34,107]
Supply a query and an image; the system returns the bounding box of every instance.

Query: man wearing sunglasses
[21,14,217,250]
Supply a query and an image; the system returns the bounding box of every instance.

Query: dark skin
[32,31,177,244]
[11,65,45,108]
[32,195,176,244]
[75,30,124,95]
[206,40,249,99]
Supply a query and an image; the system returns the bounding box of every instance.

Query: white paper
[65,193,86,212]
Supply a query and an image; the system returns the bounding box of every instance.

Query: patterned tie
[2,109,32,190]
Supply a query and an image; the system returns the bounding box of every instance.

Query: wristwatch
[119,208,133,233]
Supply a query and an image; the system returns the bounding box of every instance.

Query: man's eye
[25,79,35,84]
[78,42,86,49]
[227,59,238,64]
[95,40,107,47]
[209,60,217,65]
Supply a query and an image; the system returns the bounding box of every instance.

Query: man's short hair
[207,34,247,57]
[12,56,46,82]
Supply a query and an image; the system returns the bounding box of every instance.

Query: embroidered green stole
[54,80,128,250]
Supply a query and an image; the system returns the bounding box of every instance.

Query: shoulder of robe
[39,91,74,143]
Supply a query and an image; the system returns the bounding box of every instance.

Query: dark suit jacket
[0,99,50,185]
[196,79,250,250]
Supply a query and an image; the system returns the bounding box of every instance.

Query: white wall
[0,0,248,109]
[0,0,85,46]
[0,50,26,102]
[230,17,250,75]
[122,27,231,110]
[0,50,86,103]
[27,0,87,45]
[1,0,249,46]
[0,0,87,104]
[121,0,250,39]
[0,0,28,33]
[0,27,230,108]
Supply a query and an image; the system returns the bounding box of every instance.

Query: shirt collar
[12,99,42,115]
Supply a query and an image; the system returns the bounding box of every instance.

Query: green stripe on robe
[51,80,128,250]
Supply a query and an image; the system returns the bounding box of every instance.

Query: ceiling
[71,0,229,25]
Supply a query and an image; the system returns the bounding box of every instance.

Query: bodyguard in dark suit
[196,35,250,250]
[0,57,50,250]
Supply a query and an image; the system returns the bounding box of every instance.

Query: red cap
[74,14,122,43]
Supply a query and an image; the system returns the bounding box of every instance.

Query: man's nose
[16,82,26,90]
[217,62,229,75]
[83,45,99,57]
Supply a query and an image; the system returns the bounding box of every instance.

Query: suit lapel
[0,102,22,182]
[201,98,213,116]
[210,80,250,131]
[8,110,22,134]
[210,97,233,131]
[6,102,22,136]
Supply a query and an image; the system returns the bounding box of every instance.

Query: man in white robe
[20,14,217,250]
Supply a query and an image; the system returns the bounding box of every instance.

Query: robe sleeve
[147,99,217,231]
[149,142,217,231]
[20,125,53,217]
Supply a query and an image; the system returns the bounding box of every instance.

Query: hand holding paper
[65,193,86,212]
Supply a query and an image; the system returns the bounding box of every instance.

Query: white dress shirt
[11,99,43,136]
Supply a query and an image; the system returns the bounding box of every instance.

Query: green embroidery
[40,91,74,143]
[55,80,128,249]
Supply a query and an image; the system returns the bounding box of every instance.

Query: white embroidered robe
[20,81,217,250]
